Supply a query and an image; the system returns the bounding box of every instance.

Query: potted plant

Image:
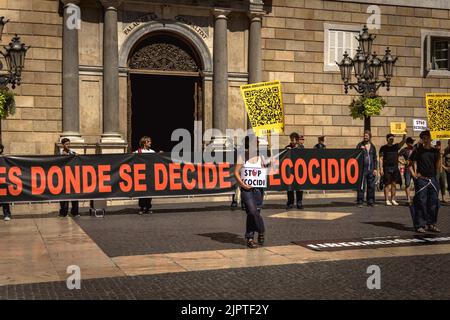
[349,95,386,131]
[0,87,15,120]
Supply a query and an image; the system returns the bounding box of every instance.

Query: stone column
[248,13,263,84]
[100,0,124,144]
[61,0,83,142]
[210,9,230,149]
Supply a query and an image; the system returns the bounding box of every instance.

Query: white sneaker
[391,200,399,206]
[386,200,392,206]
[4,216,11,221]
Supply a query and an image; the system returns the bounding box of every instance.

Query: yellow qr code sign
[240,80,284,137]
[426,93,450,140]
[390,122,407,135]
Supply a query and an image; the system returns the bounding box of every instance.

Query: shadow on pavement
[197,232,247,246]
[362,221,414,232]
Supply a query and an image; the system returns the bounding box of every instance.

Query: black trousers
[59,201,79,216]
[287,190,303,205]
[2,203,11,217]
[139,198,152,209]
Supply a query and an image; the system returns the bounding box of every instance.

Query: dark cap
[406,137,415,144]
[419,130,431,139]
[386,133,394,140]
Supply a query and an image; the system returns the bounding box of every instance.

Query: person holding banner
[58,138,80,218]
[234,134,267,249]
[134,136,155,214]
[285,132,304,210]
[0,143,12,221]
[409,130,441,233]
[356,131,378,207]
[399,137,416,205]
[379,133,406,206]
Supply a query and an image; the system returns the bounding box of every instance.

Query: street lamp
[336,25,397,131]
[0,17,29,144]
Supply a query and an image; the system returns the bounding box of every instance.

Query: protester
[435,141,447,203]
[0,143,12,221]
[409,130,441,233]
[134,136,155,214]
[59,138,80,218]
[399,137,415,204]
[314,136,326,149]
[379,133,406,206]
[285,132,304,210]
[444,140,450,202]
[356,131,377,207]
[234,134,266,249]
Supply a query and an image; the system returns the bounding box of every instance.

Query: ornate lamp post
[0,17,29,144]
[336,25,397,131]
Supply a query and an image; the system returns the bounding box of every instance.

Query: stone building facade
[0,0,450,155]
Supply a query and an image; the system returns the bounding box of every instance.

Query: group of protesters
[355,129,449,233]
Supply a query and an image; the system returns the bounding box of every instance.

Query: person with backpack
[134,136,155,214]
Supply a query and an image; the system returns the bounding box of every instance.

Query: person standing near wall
[399,137,416,205]
[409,130,441,233]
[285,132,304,210]
[134,136,155,214]
[379,133,406,206]
[435,141,447,203]
[444,140,450,203]
[356,130,378,207]
[314,136,326,149]
[0,143,12,221]
[59,138,80,218]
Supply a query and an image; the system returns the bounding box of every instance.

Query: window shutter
[426,35,431,72]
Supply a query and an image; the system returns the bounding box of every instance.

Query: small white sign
[240,167,267,188]
[413,119,427,132]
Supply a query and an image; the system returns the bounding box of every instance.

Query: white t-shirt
[134,148,156,154]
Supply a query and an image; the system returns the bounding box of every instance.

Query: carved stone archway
[126,32,205,152]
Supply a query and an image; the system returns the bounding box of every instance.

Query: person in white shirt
[234,134,267,249]
[134,136,155,214]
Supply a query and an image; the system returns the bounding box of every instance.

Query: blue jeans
[241,188,265,239]
[357,170,376,205]
[404,169,412,187]
[412,177,440,229]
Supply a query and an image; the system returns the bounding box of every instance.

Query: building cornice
[331,0,450,10]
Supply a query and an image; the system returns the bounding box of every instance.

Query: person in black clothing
[314,136,326,149]
[285,132,304,210]
[409,130,441,233]
[356,130,378,207]
[379,133,406,206]
[58,138,79,218]
[0,143,12,221]
[399,137,415,204]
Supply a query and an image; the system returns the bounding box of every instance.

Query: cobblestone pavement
[1,197,449,300]
[73,198,450,257]
[0,254,448,300]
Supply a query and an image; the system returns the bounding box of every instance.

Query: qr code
[243,87,283,127]
[428,98,450,131]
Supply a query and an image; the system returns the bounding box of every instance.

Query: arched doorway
[127,33,203,152]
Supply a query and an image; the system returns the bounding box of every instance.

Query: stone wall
[0,0,62,155]
[263,0,450,148]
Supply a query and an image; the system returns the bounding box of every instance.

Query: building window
[324,24,360,72]
[421,30,450,77]
[431,38,449,70]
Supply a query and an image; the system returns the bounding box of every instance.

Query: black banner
[0,149,362,203]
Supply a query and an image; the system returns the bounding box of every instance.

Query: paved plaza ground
[0,195,449,300]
